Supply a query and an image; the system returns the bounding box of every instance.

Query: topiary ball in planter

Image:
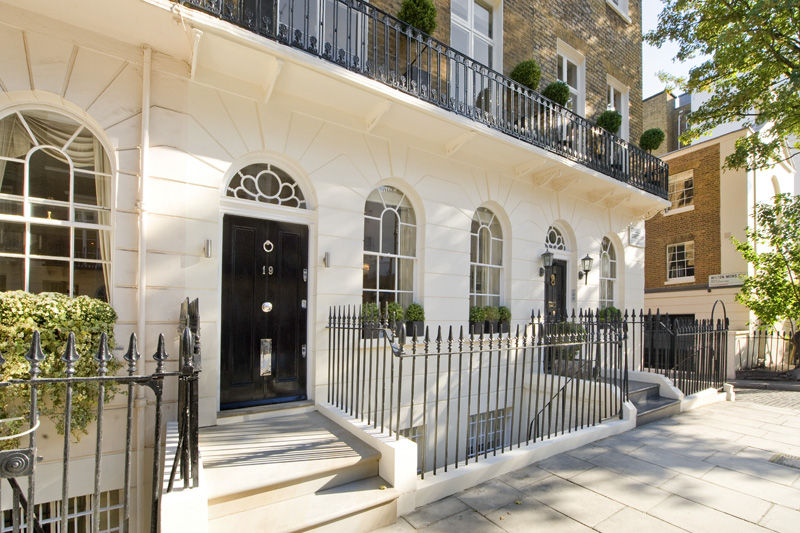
[405,303,425,337]
[509,60,541,91]
[541,81,571,107]
[597,110,622,135]
[498,305,511,333]
[386,301,404,323]
[397,0,437,35]
[469,305,487,334]
[483,306,500,333]
[639,127,665,153]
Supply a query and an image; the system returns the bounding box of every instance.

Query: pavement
[376,399,800,533]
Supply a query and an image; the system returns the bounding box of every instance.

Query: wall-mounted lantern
[538,250,554,276]
[577,254,593,285]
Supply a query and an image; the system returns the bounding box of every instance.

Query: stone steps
[201,411,397,532]
[628,380,681,426]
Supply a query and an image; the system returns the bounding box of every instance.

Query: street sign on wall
[708,273,746,288]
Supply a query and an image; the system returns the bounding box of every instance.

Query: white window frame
[606,74,630,141]
[362,186,416,308]
[606,0,631,24]
[450,0,503,70]
[467,408,510,458]
[666,241,695,282]
[599,237,616,309]
[399,424,426,474]
[0,109,113,301]
[1,489,122,533]
[469,207,503,308]
[666,169,694,213]
[557,39,585,116]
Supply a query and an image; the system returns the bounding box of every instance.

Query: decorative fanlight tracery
[545,226,567,250]
[226,163,307,209]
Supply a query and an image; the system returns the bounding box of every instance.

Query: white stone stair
[200,411,398,532]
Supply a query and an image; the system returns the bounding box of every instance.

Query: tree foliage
[734,194,800,332]
[645,0,800,170]
[397,0,437,36]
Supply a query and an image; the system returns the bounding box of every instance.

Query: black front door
[545,259,567,322]
[221,214,308,409]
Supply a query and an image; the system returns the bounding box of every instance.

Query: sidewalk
[377,401,800,532]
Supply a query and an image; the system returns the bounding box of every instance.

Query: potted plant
[498,305,511,334]
[469,305,487,335]
[386,301,404,325]
[362,302,380,339]
[595,110,623,167]
[596,110,622,136]
[508,59,541,128]
[596,305,622,323]
[405,303,425,337]
[541,81,570,107]
[397,0,437,91]
[639,127,665,154]
[483,305,500,334]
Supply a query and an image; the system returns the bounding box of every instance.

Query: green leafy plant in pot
[397,0,437,35]
[541,81,571,107]
[596,110,622,135]
[483,306,500,333]
[405,303,425,338]
[362,302,381,339]
[639,128,665,153]
[386,302,404,324]
[596,306,622,322]
[498,305,511,333]
[469,305,487,335]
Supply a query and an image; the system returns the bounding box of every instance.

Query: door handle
[261,302,273,313]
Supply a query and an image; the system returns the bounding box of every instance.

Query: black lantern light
[578,254,593,284]
[539,250,554,276]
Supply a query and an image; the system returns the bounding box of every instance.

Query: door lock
[261,301,273,313]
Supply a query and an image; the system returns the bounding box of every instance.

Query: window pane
[398,258,414,292]
[399,224,416,257]
[470,234,478,262]
[0,222,25,253]
[363,254,377,289]
[558,55,564,80]
[474,2,492,37]
[74,261,107,301]
[31,203,69,221]
[364,196,383,218]
[451,24,469,54]
[30,224,69,257]
[477,226,491,264]
[0,159,24,196]
[488,267,500,294]
[491,238,502,266]
[0,198,23,216]
[473,37,491,67]
[381,210,399,254]
[28,149,70,202]
[74,228,107,260]
[378,256,396,291]
[397,197,416,225]
[0,257,24,291]
[75,207,111,226]
[614,91,622,112]
[29,258,69,294]
[566,61,578,89]
[74,172,111,208]
[364,218,380,252]
[451,0,468,20]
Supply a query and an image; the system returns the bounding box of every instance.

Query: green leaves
[734,194,800,331]
[397,0,437,36]
[646,0,800,170]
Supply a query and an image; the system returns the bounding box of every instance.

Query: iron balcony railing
[179,0,669,199]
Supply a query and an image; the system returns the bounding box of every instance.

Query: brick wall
[371,0,644,142]
[642,91,676,156]
[644,143,721,289]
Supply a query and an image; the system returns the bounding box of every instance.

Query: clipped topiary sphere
[597,110,622,135]
[509,60,541,90]
[541,81,571,107]
[397,0,437,35]
[640,128,666,152]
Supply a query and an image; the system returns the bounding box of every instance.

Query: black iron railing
[178,0,668,199]
[0,328,200,533]
[327,307,628,477]
[627,310,729,395]
[736,329,799,376]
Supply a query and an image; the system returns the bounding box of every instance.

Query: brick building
[642,90,690,156]
[643,93,797,329]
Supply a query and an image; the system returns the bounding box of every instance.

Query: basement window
[467,408,510,458]
[1,489,122,532]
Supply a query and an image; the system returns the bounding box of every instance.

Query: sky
[641,0,705,99]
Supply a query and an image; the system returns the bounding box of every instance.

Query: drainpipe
[136,45,152,531]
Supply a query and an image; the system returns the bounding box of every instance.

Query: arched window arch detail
[545,226,567,250]
[599,237,617,309]
[470,207,503,307]
[226,163,307,208]
[0,109,112,300]
[362,185,416,307]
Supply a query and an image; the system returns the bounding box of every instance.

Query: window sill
[665,276,695,285]
[606,0,632,24]
[663,205,695,217]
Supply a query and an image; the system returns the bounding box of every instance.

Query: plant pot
[498,321,510,334]
[362,323,381,340]
[405,320,424,338]
[484,320,499,334]
[470,322,485,335]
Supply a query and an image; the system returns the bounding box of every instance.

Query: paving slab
[758,505,800,533]
[659,473,773,522]
[594,507,685,533]
[403,497,468,529]
[523,475,624,527]
[484,498,593,533]
[701,466,800,508]
[455,479,524,513]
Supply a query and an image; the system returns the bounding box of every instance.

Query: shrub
[397,0,437,35]
[0,292,119,447]
[597,306,622,322]
[498,306,511,322]
[386,302,404,322]
[597,110,622,135]
[640,128,666,153]
[483,306,500,322]
[541,81,571,107]
[509,60,541,91]
[405,303,425,322]
[469,305,486,323]
[362,302,380,321]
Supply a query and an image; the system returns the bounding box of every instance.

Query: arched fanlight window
[599,237,616,309]
[226,163,307,208]
[362,186,416,307]
[470,207,502,307]
[0,109,112,301]
[545,226,567,250]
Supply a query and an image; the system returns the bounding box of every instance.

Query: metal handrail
[178,0,669,198]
